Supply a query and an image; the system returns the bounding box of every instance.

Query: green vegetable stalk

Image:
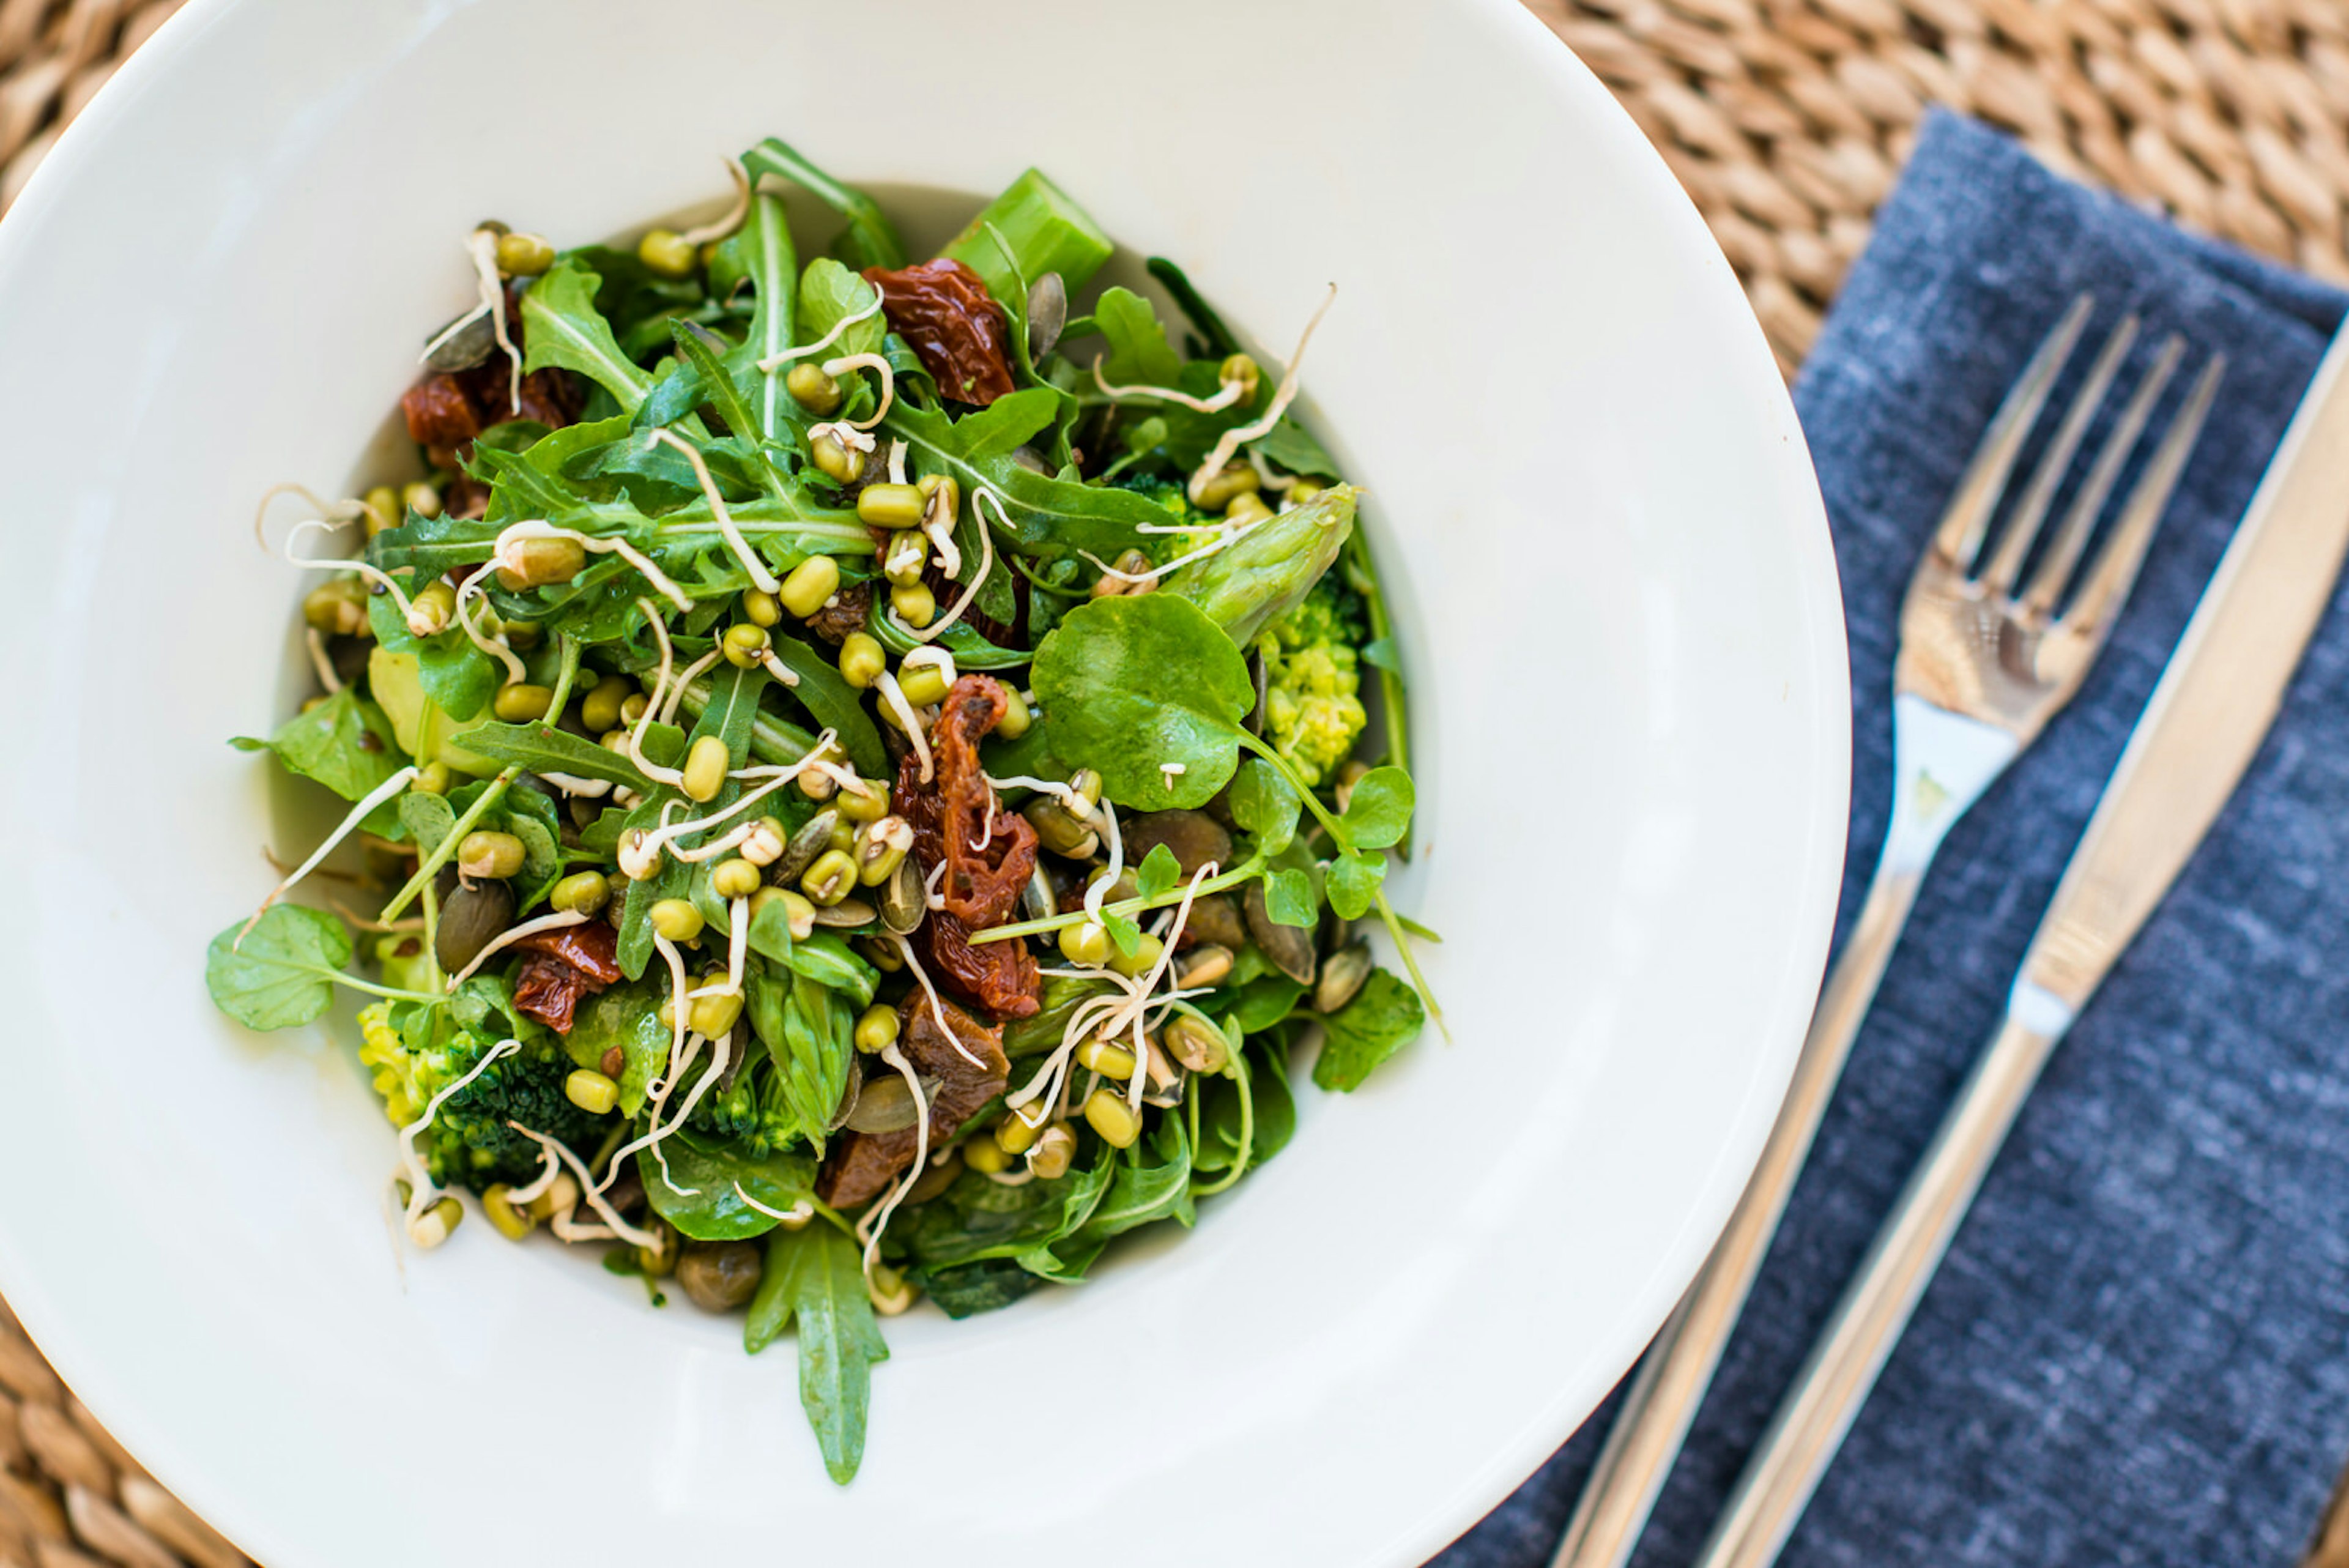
[1162,485,1356,645]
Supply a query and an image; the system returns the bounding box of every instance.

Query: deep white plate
[0,1,1847,1562]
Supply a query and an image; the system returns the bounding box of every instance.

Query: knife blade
[1694,318,2349,1568]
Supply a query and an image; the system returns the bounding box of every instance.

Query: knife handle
[1551,857,1925,1568]
[1693,1008,2063,1568]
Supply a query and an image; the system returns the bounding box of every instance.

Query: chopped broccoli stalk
[941,168,1113,306]
[358,1002,611,1192]
[1256,575,1370,787]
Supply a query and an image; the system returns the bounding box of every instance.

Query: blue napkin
[1438,110,2349,1568]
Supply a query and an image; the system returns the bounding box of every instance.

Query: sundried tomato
[894,675,1039,928]
[402,374,480,453]
[861,258,1017,406]
[921,906,1041,1019]
[508,921,621,1033]
[816,991,1009,1207]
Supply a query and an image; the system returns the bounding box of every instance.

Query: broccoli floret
[1256,574,1370,787]
[686,1063,801,1159]
[358,1002,611,1192]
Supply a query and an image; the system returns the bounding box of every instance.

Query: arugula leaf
[1145,256,1238,358]
[728,193,799,439]
[1134,842,1181,901]
[744,1222,890,1485]
[521,258,652,411]
[764,634,886,777]
[1326,852,1386,921]
[1228,757,1301,853]
[742,138,907,272]
[900,1153,1115,1273]
[1061,1117,1192,1258]
[1311,970,1427,1091]
[640,1129,817,1241]
[232,688,406,831]
[884,391,1177,557]
[204,905,354,1030]
[868,598,1031,671]
[456,719,654,792]
[1263,867,1319,927]
[1028,595,1254,809]
[1340,766,1414,850]
[1094,286,1183,387]
[796,259,885,362]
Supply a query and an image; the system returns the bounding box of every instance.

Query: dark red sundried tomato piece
[508,921,621,1033]
[511,921,622,983]
[892,675,1039,929]
[921,907,1041,1019]
[861,258,1017,406]
[402,374,480,451]
[816,991,1009,1208]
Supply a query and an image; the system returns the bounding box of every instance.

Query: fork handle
[1550,857,1924,1568]
[1692,1010,2060,1568]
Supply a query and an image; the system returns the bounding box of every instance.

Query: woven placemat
[7,1,2349,1564]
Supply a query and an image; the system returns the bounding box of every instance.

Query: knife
[1691,318,2349,1568]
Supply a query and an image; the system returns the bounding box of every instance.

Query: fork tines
[1933,293,2224,636]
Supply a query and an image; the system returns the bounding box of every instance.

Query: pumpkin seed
[811,897,878,929]
[1027,272,1068,361]
[1313,940,1373,1014]
[1244,881,1317,986]
[881,856,927,935]
[773,809,840,885]
[421,308,498,372]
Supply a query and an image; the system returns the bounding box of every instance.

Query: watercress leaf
[1102,907,1141,959]
[1228,757,1301,854]
[1263,866,1319,928]
[1326,851,1386,921]
[796,258,885,361]
[1249,417,1339,480]
[640,1128,817,1241]
[398,790,456,854]
[743,138,907,272]
[204,905,353,1030]
[366,592,497,722]
[521,257,652,411]
[563,982,669,1115]
[241,688,406,812]
[1093,286,1183,387]
[1134,842,1181,902]
[1340,766,1414,850]
[1311,969,1427,1092]
[742,1222,889,1485]
[1223,975,1305,1033]
[456,720,654,792]
[1028,595,1253,809]
[764,635,886,777]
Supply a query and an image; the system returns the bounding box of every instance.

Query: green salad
[206,137,1437,1483]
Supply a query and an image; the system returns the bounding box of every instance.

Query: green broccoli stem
[381,636,583,922]
[968,852,1271,945]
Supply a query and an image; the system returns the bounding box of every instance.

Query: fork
[1551,295,2222,1568]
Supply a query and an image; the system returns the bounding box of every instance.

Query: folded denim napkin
[1438,108,2349,1567]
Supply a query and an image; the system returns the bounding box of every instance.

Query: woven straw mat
[7,1,2349,1565]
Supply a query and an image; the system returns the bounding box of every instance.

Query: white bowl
[0,1,1847,1562]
